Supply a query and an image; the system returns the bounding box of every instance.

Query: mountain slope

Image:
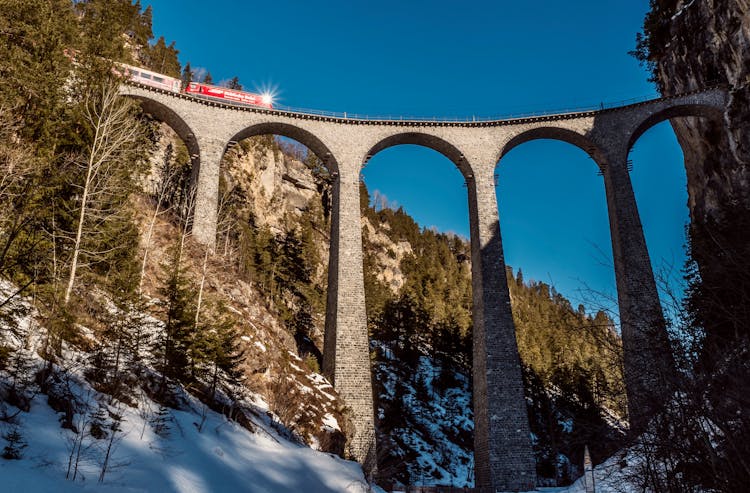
[0,280,371,493]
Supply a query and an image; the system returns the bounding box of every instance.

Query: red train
[185,81,273,108]
[123,63,273,109]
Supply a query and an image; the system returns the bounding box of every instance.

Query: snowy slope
[0,285,641,493]
[562,448,644,493]
[373,343,473,487]
[0,280,372,493]
[0,392,369,493]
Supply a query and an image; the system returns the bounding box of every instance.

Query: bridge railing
[271,93,663,122]
[126,80,727,123]
[266,81,726,122]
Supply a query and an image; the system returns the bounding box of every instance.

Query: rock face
[222,138,414,300]
[228,139,321,232]
[646,1,750,358]
[653,0,750,223]
[362,218,411,292]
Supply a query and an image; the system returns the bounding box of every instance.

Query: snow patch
[671,0,696,21]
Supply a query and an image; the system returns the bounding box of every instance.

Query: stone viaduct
[120,82,729,492]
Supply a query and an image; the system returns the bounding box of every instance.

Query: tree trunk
[194,247,209,327]
[139,202,161,294]
[64,101,104,305]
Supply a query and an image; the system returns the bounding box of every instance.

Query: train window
[131,70,140,77]
[142,73,152,80]
[153,76,164,83]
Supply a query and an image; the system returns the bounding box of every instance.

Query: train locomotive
[123,63,273,109]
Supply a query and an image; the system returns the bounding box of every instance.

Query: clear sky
[144,0,689,316]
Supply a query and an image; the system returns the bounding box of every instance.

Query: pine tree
[154,241,197,393]
[75,0,155,90]
[150,405,171,438]
[226,76,243,90]
[0,0,78,145]
[2,317,36,411]
[278,229,311,294]
[145,36,181,77]
[88,290,149,401]
[134,4,154,47]
[1,428,27,460]
[89,404,109,440]
[252,225,281,294]
[181,62,194,87]
[203,307,246,401]
[0,120,50,291]
[98,407,123,483]
[363,244,391,318]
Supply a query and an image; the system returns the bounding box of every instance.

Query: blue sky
[144,0,688,314]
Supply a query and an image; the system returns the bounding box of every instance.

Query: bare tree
[194,245,209,328]
[98,404,125,483]
[66,390,94,481]
[194,180,235,327]
[216,180,240,260]
[63,82,144,305]
[174,181,196,267]
[139,148,182,293]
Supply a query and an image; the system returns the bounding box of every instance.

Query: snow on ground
[373,345,473,487]
[0,392,369,493]
[404,355,474,486]
[0,281,370,493]
[373,338,644,491]
[562,450,640,493]
[0,281,647,493]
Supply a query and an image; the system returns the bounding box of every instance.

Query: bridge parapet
[122,81,727,126]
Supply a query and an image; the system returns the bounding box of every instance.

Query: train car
[185,81,273,109]
[122,63,182,93]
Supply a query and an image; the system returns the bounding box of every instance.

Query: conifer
[227,76,243,90]
[1,427,27,460]
[181,62,194,87]
[150,405,171,438]
[145,37,181,77]
[203,307,246,401]
[154,241,197,392]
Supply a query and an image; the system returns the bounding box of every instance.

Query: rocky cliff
[629,5,750,490]
[645,0,750,223]
[639,0,750,356]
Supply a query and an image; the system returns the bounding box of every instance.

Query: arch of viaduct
[122,83,728,491]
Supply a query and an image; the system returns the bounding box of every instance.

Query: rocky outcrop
[644,1,750,358]
[651,0,750,223]
[362,218,411,292]
[227,139,320,232]
[222,137,412,296]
